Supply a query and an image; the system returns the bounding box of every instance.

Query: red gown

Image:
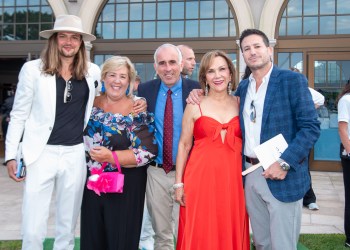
[176,115,250,250]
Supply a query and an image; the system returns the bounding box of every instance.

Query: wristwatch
[277,158,290,171]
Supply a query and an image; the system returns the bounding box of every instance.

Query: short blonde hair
[100,56,136,97]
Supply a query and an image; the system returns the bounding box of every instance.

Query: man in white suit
[5,15,100,250]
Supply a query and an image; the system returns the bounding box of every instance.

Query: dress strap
[198,104,203,116]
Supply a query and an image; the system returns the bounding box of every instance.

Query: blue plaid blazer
[236,66,320,202]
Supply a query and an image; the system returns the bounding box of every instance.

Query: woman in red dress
[175,50,250,250]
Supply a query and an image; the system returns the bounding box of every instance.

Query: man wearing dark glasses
[236,29,320,250]
[4,15,101,250]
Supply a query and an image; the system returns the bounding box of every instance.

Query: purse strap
[100,151,122,173]
[111,151,122,173]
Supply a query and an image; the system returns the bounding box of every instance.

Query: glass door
[308,52,350,171]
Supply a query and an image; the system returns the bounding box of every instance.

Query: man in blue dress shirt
[138,43,200,250]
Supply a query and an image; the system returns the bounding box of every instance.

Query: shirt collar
[249,64,274,85]
[160,77,182,94]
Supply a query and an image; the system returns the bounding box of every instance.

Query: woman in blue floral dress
[80,56,157,250]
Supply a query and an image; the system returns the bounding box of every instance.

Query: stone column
[85,41,93,61]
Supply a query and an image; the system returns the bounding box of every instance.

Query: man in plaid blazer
[236,29,320,249]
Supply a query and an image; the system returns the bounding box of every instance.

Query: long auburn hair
[336,79,350,105]
[40,33,88,80]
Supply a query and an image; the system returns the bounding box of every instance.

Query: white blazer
[5,59,101,165]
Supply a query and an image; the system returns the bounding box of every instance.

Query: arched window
[0,0,54,40]
[279,0,350,36]
[95,0,236,39]
[276,0,350,168]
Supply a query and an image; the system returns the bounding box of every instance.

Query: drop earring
[227,81,232,95]
[126,85,130,95]
[101,81,105,94]
[205,83,208,96]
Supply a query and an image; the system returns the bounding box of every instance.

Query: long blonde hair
[40,33,88,80]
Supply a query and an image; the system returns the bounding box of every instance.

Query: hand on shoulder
[186,89,204,105]
[235,96,240,105]
[93,95,103,106]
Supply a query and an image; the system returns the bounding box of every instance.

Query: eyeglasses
[250,100,256,123]
[64,80,73,103]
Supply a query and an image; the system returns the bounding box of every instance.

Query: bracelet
[173,183,184,189]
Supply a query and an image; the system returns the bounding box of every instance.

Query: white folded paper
[242,134,288,176]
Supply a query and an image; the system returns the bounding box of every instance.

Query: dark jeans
[303,187,316,206]
[342,157,350,243]
[1,116,8,139]
[304,152,317,206]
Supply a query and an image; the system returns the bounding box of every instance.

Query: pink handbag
[87,151,124,196]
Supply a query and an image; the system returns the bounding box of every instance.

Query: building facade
[1,0,349,171]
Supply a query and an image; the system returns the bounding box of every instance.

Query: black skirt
[80,166,147,250]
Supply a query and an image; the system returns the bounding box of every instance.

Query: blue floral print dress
[81,107,157,250]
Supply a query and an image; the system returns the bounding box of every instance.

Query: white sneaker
[307,203,319,210]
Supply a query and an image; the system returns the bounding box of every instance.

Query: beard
[59,47,78,58]
[247,58,271,71]
[182,67,193,76]
[249,63,265,71]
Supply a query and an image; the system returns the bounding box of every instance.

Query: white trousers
[21,144,86,250]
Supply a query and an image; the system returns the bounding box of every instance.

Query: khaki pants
[146,166,179,250]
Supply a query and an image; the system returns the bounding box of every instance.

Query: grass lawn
[299,234,348,250]
[0,234,348,250]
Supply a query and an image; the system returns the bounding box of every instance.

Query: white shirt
[338,94,350,139]
[243,65,273,158]
[308,88,324,107]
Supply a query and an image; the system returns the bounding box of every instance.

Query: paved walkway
[0,163,345,240]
